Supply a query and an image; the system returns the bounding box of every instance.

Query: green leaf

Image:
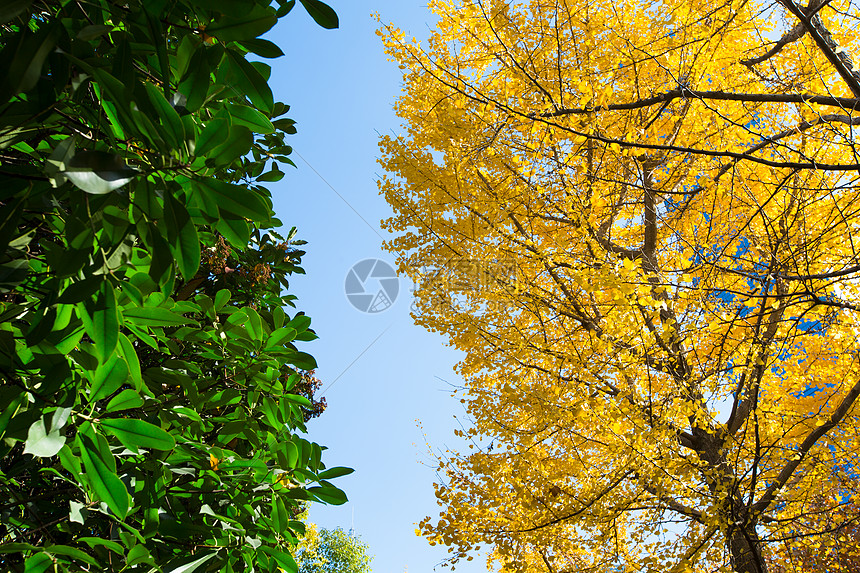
[287,314,311,332]
[195,118,230,158]
[299,0,339,29]
[187,177,271,221]
[216,216,251,248]
[79,281,119,362]
[144,82,186,150]
[0,543,37,554]
[69,500,86,524]
[178,46,213,113]
[266,327,296,348]
[243,307,263,341]
[237,38,285,59]
[284,440,299,468]
[259,546,297,573]
[287,351,317,370]
[117,333,143,389]
[57,275,101,304]
[0,0,33,23]
[226,102,275,134]
[214,289,231,310]
[78,537,123,554]
[106,389,143,412]
[43,545,99,566]
[126,544,153,566]
[23,553,52,573]
[23,418,65,457]
[277,0,296,17]
[100,418,175,451]
[206,4,277,42]
[307,484,348,505]
[272,496,288,532]
[122,306,194,327]
[317,466,354,480]
[0,22,59,101]
[164,553,216,573]
[89,354,129,402]
[77,24,114,41]
[222,48,274,113]
[63,150,138,195]
[257,165,284,182]
[211,124,253,166]
[78,431,129,518]
[163,193,201,281]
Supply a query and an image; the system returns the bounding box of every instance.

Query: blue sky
[264,3,490,572]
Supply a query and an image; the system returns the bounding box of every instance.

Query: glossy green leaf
[117,333,143,389]
[78,537,124,554]
[163,193,201,281]
[89,354,129,402]
[178,46,212,113]
[260,546,297,573]
[126,544,153,566]
[266,327,297,348]
[272,496,288,532]
[23,553,52,573]
[43,545,99,566]
[244,306,263,341]
[0,22,59,101]
[307,484,348,505]
[257,165,284,182]
[106,389,143,412]
[287,351,317,370]
[317,466,354,480]
[23,418,65,457]
[222,48,274,113]
[122,306,194,327]
[215,216,252,248]
[299,0,339,29]
[63,150,138,195]
[78,431,128,518]
[205,4,277,42]
[0,0,33,23]
[100,418,175,451]
[69,500,86,524]
[79,281,120,362]
[211,124,253,166]
[77,24,114,41]
[189,177,271,221]
[237,38,285,59]
[144,82,185,149]
[164,553,216,573]
[194,118,230,158]
[226,102,275,134]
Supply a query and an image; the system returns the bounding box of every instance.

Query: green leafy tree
[297,526,373,573]
[0,0,349,571]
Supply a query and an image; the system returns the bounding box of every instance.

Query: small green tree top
[297,526,373,573]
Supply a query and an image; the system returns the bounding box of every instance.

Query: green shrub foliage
[0,0,348,571]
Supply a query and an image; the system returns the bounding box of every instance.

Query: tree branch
[753,375,860,515]
[537,89,860,117]
[777,0,860,97]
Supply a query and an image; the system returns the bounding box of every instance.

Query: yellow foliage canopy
[378,1,860,572]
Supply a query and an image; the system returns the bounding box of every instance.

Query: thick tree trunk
[728,527,767,573]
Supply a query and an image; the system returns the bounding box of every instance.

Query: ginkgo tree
[378,1,860,572]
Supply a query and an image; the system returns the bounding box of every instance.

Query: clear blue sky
[264,4,490,573]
